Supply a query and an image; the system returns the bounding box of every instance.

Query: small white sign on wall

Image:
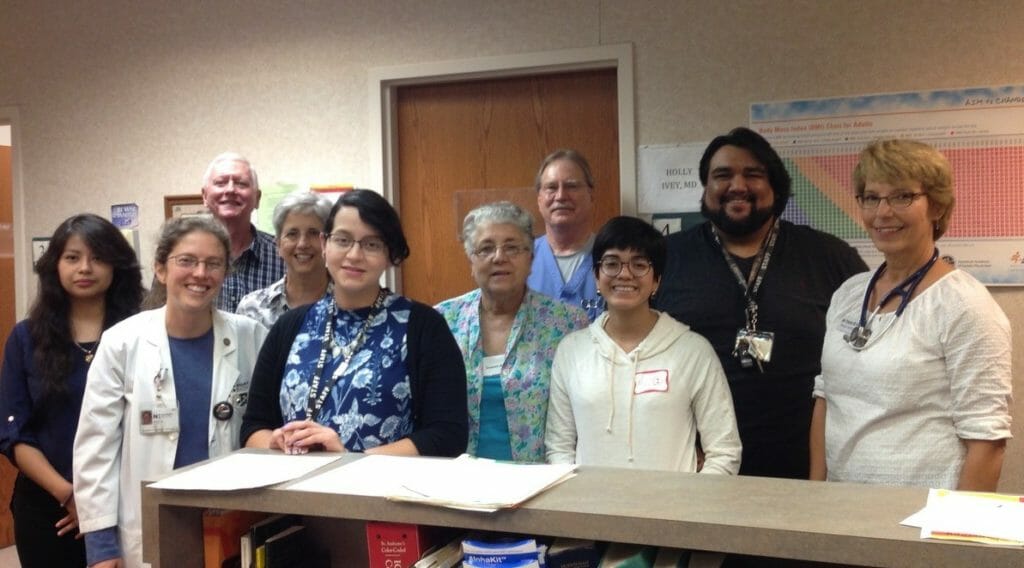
[637,143,707,214]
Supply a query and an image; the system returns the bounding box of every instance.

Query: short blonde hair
[852,139,954,239]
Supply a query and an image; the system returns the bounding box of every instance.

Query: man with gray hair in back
[528,149,603,321]
[200,152,285,311]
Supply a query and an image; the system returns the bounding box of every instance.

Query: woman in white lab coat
[73,216,268,568]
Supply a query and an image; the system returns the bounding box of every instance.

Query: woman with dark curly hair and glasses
[545,216,741,475]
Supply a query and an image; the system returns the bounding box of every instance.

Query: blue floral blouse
[280,293,413,451]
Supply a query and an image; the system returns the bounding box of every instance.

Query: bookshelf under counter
[141,449,1022,567]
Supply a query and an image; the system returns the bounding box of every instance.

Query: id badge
[733,328,775,366]
[140,404,180,435]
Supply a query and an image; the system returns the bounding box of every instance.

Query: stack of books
[238,514,327,568]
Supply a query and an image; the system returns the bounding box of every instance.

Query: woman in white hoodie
[545,216,741,474]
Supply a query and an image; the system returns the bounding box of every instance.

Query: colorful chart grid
[778,139,1024,239]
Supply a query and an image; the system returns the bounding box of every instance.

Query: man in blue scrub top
[527,149,604,321]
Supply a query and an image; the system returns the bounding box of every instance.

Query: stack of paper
[148,453,340,490]
[287,454,577,512]
[900,488,1024,546]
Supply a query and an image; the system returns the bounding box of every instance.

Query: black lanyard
[305,288,388,421]
[857,248,939,328]
[712,217,780,331]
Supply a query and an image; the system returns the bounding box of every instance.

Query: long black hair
[28,214,143,403]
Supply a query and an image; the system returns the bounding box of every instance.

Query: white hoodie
[545,311,741,475]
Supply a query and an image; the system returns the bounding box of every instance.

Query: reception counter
[141,451,1022,567]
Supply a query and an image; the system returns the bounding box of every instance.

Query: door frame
[368,43,636,291]
[0,107,27,318]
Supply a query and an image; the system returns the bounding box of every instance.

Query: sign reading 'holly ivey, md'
[637,143,708,214]
[110,203,140,229]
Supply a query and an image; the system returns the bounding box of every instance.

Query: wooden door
[396,69,620,305]
[0,144,15,547]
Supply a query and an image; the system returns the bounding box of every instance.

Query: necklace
[305,288,389,421]
[73,341,96,363]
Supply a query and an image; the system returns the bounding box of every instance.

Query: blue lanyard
[857,248,939,327]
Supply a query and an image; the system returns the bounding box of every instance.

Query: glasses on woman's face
[167,254,227,273]
[326,233,388,256]
[856,192,926,210]
[597,256,653,278]
[472,243,529,261]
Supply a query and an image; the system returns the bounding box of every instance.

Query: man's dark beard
[700,196,774,237]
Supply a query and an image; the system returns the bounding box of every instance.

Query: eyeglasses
[280,228,322,244]
[167,255,227,272]
[326,233,387,255]
[856,192,927,210]
[539,180,590,196]
[472,243,530,261]
[597,257,653,278]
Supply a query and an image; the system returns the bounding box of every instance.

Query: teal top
[476,355,513,461]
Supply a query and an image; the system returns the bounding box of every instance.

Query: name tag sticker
[634,369,669,394]
[838,317,858,337]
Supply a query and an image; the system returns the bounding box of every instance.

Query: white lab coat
[73,307,268,568]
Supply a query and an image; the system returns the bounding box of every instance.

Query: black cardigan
[240,300,468,457]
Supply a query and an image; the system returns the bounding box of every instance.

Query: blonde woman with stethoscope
[73,216,268,568]
[811,139,1011,491]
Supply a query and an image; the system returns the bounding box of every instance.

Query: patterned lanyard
[305,288,388,421]
[712,217,780,331]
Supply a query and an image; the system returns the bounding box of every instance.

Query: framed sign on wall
[163,194,208,219]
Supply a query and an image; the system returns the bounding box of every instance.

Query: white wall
[0,125,9,146]
[2,0,1022,491]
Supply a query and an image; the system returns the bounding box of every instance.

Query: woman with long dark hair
[0,214,143,567]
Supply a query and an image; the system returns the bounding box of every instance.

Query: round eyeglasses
[597,257,653,278]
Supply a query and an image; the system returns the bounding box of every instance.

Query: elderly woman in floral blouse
[436,202,589,463]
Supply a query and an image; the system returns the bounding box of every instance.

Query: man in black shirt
[654,127,867,479]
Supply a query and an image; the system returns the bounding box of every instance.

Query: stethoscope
[844,248,938,351]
